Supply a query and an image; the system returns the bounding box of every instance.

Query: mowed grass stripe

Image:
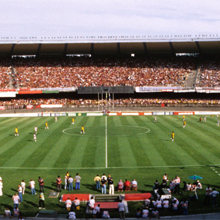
[190,115,220,147]
[0,117,43,166]
[107,117,123,167]
[2,117,55,167]
[140,116,181,166]
[52,116,86,168]
[182,116,220,159]
[19,117,67,168]
[67,117,91,168]
[38,117,77,168]
[123,116,151,166]
[82,117,105,167]
[0,117,36,145]
[110,117,137,167]
[158,116,199,165]
[132,116,168,166]
[162,116,218,165]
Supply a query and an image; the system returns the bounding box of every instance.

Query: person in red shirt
[124,179,131,191]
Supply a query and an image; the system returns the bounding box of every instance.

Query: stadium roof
[0,40,219,57]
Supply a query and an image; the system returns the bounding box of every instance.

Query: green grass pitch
[0,115,220,217]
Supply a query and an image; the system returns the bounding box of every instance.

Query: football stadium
[0,0,220,219]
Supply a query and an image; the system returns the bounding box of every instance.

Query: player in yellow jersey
[183,115,185,121]
[171,131,175,141]
[80,125,85,134]
[183,120,186,128]
[15,127,19,136]
[45,122,49,129]
[71,118,75,124]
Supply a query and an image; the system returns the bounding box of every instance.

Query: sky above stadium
[0,0,219,39]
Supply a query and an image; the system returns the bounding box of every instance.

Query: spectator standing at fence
[56,175,62,192]
[74,173,81,190]
[17,185,23,202]
[64,171,69,190]
[101,177,107,194]
[38,190,45,209]
[108,177,114,195]
[0,179,3,196]
[12,193,20,209]
[210,188,219,207]
[29,179,36,195]
[118,200,126,219]
[94,174,101,190]
[38,176,44,192]
[68,175,74,191]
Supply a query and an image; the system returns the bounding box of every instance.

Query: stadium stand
[7,56,196,88]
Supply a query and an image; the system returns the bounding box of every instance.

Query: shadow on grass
[0,203,13,209]
[10,188,18,192]
[44,185,54,190]
[82,183,97,191]
[23,199,38,208]
[159,138,171,142]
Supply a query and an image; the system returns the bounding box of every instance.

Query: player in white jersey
[33,133,37,142]
[34,126,38,134]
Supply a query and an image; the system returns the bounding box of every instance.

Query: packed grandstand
[0,54,219,109]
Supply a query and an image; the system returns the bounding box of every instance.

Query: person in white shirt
[29,179,36,195]
[12,193,20,209]
[156,198,163,209]
[88,196,95,209]
[131,179,138,191]
[0,179,3,196]
[210,188,219,207]
[34,126,38,134]
[21,180,26,195]
[73,197,80,209]
[17,185,23,202]
[118,200,126,219]
[93,204,100,218]
[33,133,37,142]
[68,175,74,191]
[163,199,170,209]
[142,207,149,218]
[65,198,72,210]
[101,173,107,180]
[68,211,76,219]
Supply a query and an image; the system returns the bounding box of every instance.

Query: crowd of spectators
[0,59,12,89]
[196,56,220,88]
[0,98,220,109]
[0,56,197,88]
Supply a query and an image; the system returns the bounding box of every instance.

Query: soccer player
[34,126,38,134]
[71,118,75,124]
[45,122,49,129]
[80,125,85,134]
[33,133,37,142]
[183,120,186,128]
[171,131,175,141]
[204,115,206,122]
[154,116,157,122]
[183,115,185,121]
[15,127,19,136]
[55,116,57,122]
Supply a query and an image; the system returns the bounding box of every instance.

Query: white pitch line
[1,164,220,170]
[105,116,108,168]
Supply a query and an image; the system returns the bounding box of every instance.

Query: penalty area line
[0,164,219,170]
